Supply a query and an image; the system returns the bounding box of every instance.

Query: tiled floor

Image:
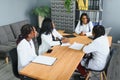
[0,59,19,80]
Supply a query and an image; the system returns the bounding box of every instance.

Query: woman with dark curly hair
[77,25,110,77]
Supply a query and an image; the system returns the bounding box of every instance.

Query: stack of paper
[69,42,84,50]
[32,55,57,66]
[61,43,71,46]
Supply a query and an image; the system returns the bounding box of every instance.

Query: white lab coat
[81,36,110,70]
[17,39,37,71]
[75,21,93,36]
[38,29,63,55]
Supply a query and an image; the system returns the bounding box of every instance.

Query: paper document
[69,42,84,50]
[61,43,71,46]
[32,55,57,66]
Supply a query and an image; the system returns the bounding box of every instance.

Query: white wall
[103,0,120,42]
[38,0,51,6]
[0,0,38,26]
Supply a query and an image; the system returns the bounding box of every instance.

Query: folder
[77,0,84,10]
[69,42,84,50]
[77,0,88,10]
[32,55,57,66]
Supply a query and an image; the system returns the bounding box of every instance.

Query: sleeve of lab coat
[75,21,82,34]
[17,43,36,68]
[52,29,63,39]
[83,40,97,54]
[85,21,93,36]
[42,34,60,46]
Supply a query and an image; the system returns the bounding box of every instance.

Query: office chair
[85,48,115,80]
[9,48,24,80]
[9,48,35,80]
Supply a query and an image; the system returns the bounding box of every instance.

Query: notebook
[61,43,71,46]
[32,55,57,66]
[69,42,84,50]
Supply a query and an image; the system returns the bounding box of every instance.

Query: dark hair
[16,24,34,45]
[37,18,53,46]
[93,25,105,39]
[40,18,53,35]
[80,13,90,25]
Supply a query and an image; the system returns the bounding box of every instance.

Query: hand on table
[80,32,86,36]
[61,37,69,43]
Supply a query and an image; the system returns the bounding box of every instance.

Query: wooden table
[58,30,112,47]
[19,30,112,80]
[19,36,92,80]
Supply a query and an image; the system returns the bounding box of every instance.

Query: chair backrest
[9,48,20,78]
[105,27,112,36]
[104,48,116,72]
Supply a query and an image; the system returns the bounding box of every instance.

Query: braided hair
[16,24,34,45]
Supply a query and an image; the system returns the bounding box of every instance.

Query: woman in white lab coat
[77,25,110,77]
[17,24,37,72]
[38,18,69,55]
[75,13,93,36]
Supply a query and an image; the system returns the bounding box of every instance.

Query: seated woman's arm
[52,29,69,43]
[83,41,96,54]
[52,29,63,39]
[75,21,82,34]
[85,21,93,36]
[17,43,37,69]
[42,34,61,46]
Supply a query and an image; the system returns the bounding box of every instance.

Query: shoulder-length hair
[80,13,90,25]
[40,18,53,35]
[37,18,53,46]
